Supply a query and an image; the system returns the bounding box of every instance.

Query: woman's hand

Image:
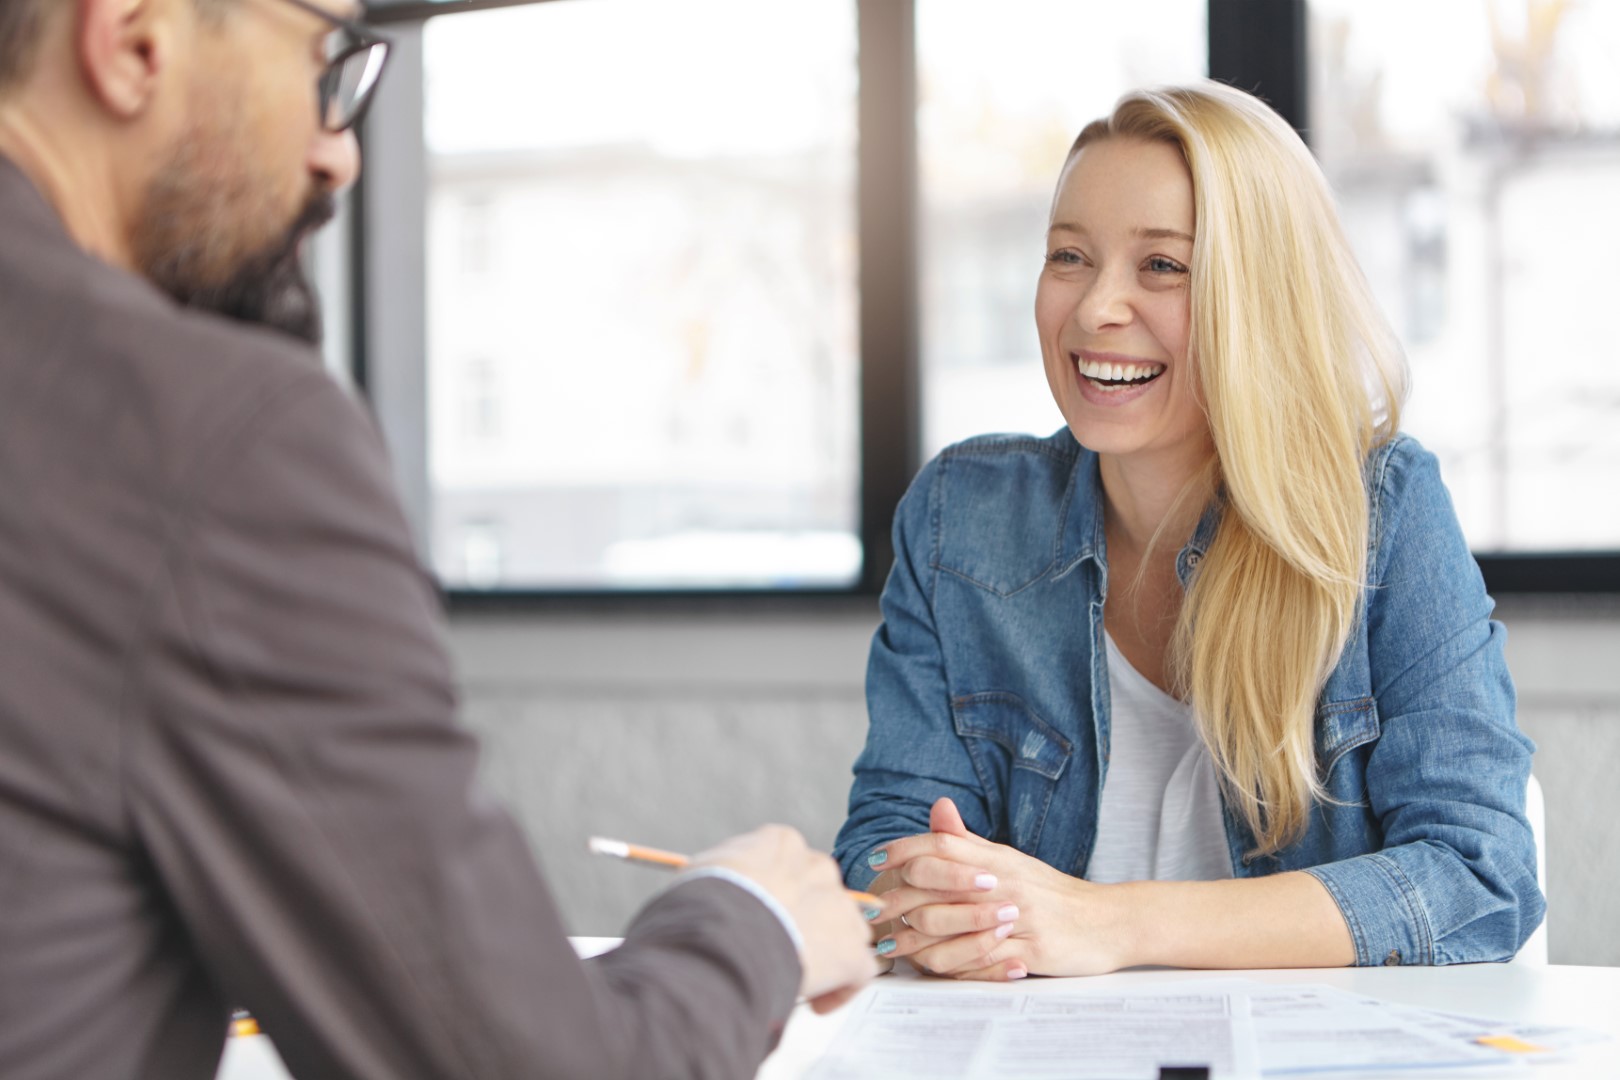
[868,798,1134,981]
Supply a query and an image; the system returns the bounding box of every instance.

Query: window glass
[1311,0,1620,551]
[917,0,1207,458]
[423,1,860,589]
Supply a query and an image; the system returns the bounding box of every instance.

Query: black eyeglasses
[276,0,392,133]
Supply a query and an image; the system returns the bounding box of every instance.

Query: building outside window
[1311,0,1620,553]
[422,0,861,590]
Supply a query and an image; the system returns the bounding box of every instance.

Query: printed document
[803,978,1610,1079]
[805,985,1258,1079]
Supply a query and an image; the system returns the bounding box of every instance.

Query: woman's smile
[1072,349,1167,405]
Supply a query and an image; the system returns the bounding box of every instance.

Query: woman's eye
[1145,256,1187,274]
[1045,250,1083,266]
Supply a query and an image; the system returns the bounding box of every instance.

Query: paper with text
[805,986,1257,1079]
[801,978,1612,1079]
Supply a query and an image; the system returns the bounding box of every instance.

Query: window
[411,0,860,591]
[357,0,1620,596]
[1310,0,1620,554]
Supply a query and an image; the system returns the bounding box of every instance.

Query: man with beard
[0,2,877,1078]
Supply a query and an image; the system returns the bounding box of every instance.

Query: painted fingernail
[863,906,883,922]
[867,850,888,869]
[876,937,898,956]
[974,873,997,891]
[996,904,1019,923]
[995,921,1015,939]
[1007,966,1028,980]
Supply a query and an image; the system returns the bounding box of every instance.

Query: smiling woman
[1036,137,1201,469]
[835,81,1544,984]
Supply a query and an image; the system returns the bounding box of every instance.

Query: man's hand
[695,825,880,1013]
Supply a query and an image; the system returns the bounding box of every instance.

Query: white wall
[447,594,1620,966]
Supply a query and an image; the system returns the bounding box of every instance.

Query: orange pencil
[587,837,691,869]
[588,836,881,907]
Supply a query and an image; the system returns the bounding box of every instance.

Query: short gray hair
[0,0,233,95]
[0,0,51,94]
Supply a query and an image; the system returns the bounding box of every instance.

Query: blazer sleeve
[1303,439,1545,965]
[833,456,1000,890]
[123,368,800,1080]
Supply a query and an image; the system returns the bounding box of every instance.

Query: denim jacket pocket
[952,693,1073,852]
[1316,696,1380,780]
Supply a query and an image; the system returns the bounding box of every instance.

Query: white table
[219,944,1620,1079]
[760,962,1620,1079]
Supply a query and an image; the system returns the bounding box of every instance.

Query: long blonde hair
[1071,83,1408,856]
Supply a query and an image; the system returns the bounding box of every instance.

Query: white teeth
[1075,356,1165,383]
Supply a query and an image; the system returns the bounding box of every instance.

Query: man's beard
[182,190,335,346]
[133,141,336,346]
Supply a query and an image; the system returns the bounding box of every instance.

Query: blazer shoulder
[72,258,344,489]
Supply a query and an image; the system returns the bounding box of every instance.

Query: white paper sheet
[1240,984,1506,1074]
[803,978,1612,1079]
[805,985,1258,1080]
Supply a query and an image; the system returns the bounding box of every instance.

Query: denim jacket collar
[1058,445,1224,592]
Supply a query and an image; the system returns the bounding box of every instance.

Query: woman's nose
[1073,266,1132,332]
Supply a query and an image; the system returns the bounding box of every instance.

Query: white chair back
[1514,772,1549,965]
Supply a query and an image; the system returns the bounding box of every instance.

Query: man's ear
[75,0,178,119]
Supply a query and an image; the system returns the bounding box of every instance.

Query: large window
[359,0,1619,596]
[1310,0,1620,554]
[414,1,860,590]
[364,2,861,592]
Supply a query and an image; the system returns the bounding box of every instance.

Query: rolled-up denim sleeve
[834,458,998,891]
[1304,441,1545,965]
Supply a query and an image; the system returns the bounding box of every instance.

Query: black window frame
[355,0,1620,604]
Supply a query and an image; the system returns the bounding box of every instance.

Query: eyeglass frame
[273,0,393,133]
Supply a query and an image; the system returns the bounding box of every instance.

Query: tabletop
[758,962,1620,1079]
[218,944,1619,1079]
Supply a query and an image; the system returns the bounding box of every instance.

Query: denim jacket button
[1185,551,1201,569]
[1383,949,1402,966]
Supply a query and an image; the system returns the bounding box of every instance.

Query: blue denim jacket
[836,429,1544,966]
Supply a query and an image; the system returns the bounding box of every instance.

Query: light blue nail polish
[863,906,883,922]
[867,850,888,869]
[876,938,897,956]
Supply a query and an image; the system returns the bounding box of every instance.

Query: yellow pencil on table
[587,836,881,907]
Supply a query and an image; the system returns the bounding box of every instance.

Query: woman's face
[1036,137,1210,468]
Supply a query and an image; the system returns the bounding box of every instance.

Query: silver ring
[898,913,911,928]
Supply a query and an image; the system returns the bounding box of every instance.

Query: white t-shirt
[1085,632,1235,884]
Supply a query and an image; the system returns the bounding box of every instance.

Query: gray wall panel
[448,599,1620,964]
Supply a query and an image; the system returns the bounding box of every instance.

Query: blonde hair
[1070,82,1408,856]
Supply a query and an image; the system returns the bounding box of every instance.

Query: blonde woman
[834,82,1544,980]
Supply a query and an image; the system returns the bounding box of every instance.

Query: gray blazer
[0,156,798,1080]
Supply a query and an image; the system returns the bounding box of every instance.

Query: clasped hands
[864,797,1130,981]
